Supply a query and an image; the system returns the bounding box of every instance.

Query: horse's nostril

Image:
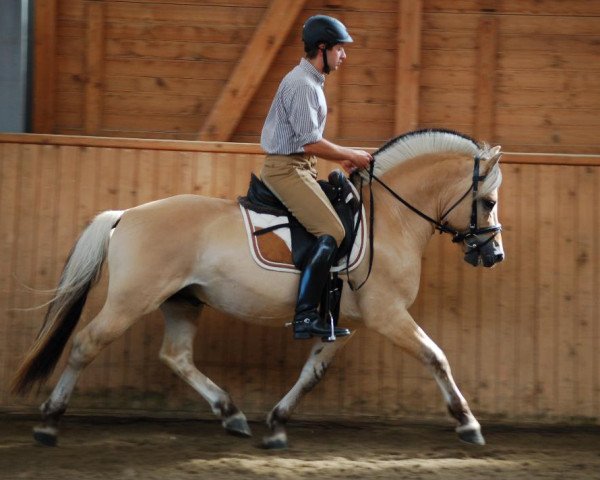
[495,253,504,262]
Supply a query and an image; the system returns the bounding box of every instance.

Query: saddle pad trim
[240,205,299,274]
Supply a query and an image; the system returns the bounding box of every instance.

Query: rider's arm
[303,138,372,170]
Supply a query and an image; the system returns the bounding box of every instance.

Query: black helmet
[302,15,353,52]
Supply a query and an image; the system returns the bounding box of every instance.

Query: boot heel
[293,331,312,340]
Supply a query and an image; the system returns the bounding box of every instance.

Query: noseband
[350,155,502,289]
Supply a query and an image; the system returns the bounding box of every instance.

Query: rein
[348,155,502,290]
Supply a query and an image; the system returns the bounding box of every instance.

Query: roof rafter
[199,0,307,141]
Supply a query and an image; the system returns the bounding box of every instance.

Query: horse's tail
[11,210,124,395]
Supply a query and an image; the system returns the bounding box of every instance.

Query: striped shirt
[260,58,327,155]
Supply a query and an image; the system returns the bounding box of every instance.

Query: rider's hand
[350,150,373,170]
[341,160,355,173]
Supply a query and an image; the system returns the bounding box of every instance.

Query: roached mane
[366,128,502,195]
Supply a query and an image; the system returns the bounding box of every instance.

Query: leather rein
[348,155,502,290]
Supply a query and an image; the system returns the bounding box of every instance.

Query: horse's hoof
[457,426,485,445]
[223,413,252,438]
[33,425,58,446]
[261,433,288,450]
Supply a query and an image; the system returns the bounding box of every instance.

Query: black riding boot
[293,235,351,340]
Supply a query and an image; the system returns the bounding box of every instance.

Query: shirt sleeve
[284,84,323,148]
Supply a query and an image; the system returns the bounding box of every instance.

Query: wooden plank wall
[1,134,599,423]
[34,0,599,153]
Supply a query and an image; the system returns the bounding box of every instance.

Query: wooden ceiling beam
[199,0,307,141]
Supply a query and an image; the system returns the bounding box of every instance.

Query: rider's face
[326,44,347,71]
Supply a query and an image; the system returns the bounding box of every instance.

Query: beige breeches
[260,154,345,246]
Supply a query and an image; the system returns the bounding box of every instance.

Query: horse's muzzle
[464,240,504,267]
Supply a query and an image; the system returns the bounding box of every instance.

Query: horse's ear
[489,145,502,161]
[485,146,502,171]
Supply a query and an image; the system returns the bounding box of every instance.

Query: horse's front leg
[370,308,484,445]
[262,334,353,449]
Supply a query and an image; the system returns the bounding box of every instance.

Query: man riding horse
[260,15,372,341]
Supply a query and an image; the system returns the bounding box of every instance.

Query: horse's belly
[189,273,296,326]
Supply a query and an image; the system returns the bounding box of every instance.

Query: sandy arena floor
[1,414,599,479]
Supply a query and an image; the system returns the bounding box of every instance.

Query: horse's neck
[371,153,470,252]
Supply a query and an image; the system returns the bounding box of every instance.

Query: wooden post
[32,0,57,133]
[198,0,307,141]
[474,15,499,142]
[85,1,105,135]
[395,0,422,133]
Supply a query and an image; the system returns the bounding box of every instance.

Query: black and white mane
[368,129,502,196]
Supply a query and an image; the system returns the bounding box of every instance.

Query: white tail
[11,210,124,394]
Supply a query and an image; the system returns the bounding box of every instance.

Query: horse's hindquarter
[109,194,299,325]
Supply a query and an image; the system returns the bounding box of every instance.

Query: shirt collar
[299,58,325,85]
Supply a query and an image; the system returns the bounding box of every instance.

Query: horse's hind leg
[158,298,251,438]
[33,302,143,446]
[262,334,353,449]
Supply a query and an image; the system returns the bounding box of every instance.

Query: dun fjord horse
[12,129,503,449]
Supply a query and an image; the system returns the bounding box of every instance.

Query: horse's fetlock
[447,402,470,425]
[268,407,289,428]
[40,400,65,423]
[214,400,238,419]
[40,400,51,416]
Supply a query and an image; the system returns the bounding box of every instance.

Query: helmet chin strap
[321,47,330,74]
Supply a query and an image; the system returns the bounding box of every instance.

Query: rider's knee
[329,222,345,247]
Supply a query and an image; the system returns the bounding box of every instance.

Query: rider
[260,15,373,340]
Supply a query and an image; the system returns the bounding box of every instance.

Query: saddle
[238,170,362,269]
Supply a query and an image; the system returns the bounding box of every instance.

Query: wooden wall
[33,0,600,153]
[1,133,599,423]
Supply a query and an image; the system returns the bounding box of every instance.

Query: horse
[11,129,504,449]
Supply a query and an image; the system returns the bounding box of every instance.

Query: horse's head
[368,129,505,268]
[440,145,504,267]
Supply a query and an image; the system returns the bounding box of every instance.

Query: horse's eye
[482,199,496,210]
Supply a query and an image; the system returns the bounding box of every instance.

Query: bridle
[349,154,502,290]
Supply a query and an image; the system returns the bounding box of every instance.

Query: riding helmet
[302,15,353,52]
